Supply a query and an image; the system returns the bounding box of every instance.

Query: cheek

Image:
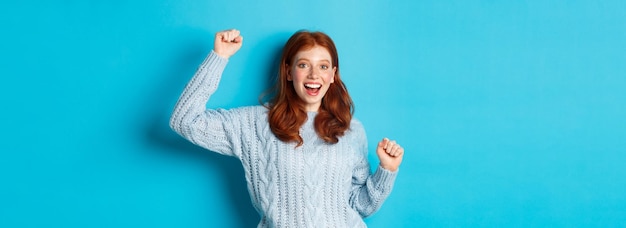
[292,69,307,82]
[324,72,335,83]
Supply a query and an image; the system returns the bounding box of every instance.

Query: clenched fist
[214,29,243,59]
[376,138,404,172]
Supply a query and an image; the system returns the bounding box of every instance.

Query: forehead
[294,45,332,61]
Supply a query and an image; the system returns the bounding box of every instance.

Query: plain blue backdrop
[1,0,625,227]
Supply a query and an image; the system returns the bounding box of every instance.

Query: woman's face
[287,45,336,112]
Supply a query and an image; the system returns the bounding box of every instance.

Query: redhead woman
[170,29,404,227]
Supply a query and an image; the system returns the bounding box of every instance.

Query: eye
[320,65,329,70]
[297,63,308,68]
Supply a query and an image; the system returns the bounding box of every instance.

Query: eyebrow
[296,58,331,63]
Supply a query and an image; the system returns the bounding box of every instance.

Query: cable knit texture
[170,51,398,228]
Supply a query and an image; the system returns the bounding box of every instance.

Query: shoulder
[231,105,267,115]
[343,117,368,159]
[349,117,366,135]
[216,105,267,115]
[346,117,367,144]
[209,105,268,123]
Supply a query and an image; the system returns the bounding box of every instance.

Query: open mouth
[304,83,321,95]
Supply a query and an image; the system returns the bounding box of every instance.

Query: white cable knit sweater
[170,51,398,227]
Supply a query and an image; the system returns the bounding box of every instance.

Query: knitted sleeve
[169,50,247,158]
[348,121,398,217]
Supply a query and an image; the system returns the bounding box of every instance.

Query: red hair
[263,30,354,147]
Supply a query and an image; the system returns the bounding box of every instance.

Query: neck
[304,104,320,112]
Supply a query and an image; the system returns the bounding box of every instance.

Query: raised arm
[348,122,404,217]
[169,29,246,157]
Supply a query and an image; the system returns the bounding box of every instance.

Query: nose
[307,67,320,79]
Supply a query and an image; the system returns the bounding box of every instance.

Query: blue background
[1,1,625,227]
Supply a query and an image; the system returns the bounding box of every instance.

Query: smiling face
[287,45,336,112]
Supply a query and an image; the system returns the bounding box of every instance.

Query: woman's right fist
[214,29,243,59]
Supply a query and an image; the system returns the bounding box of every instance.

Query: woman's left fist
[376,138,404,172]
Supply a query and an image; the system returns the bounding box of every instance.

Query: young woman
[170,29,404,227]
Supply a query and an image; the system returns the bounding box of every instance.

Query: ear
[331,66,336,83]
[286,64,293,81]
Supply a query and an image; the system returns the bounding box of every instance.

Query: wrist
[380,163,398,172]
[212,50,230,59]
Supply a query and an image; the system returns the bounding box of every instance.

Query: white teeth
[305,83,321,89]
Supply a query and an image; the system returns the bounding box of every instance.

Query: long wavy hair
[262,30,354,147]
